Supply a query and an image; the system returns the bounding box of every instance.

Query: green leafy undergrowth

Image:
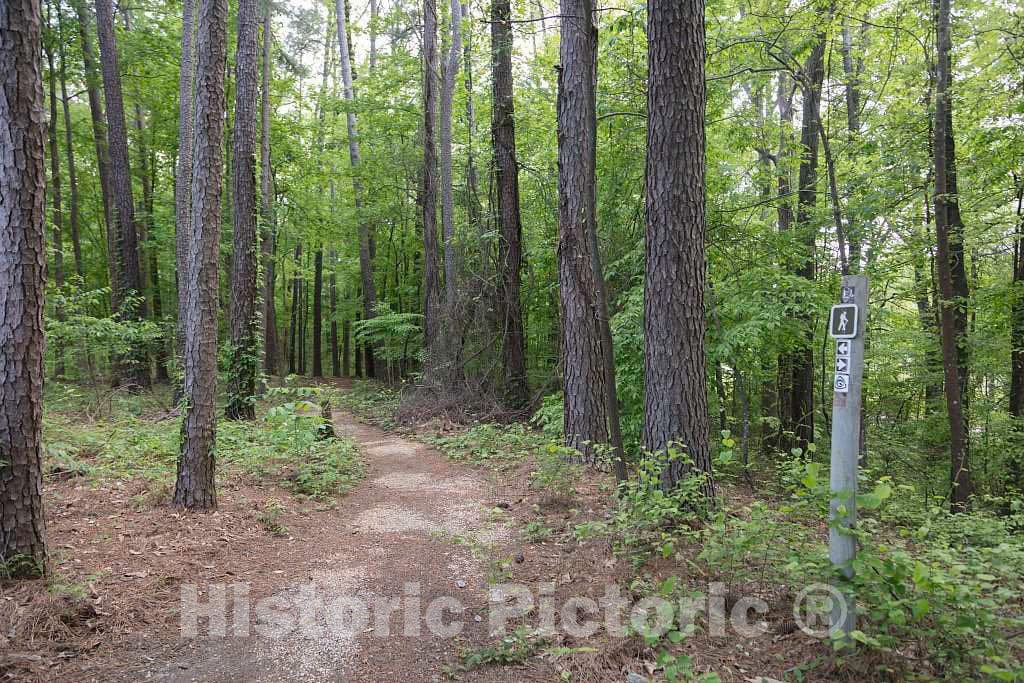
[43,382,363,501]
[426,422,550,470]
[335,380,401,426]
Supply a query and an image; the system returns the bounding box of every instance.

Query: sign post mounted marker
[828,275,867,643]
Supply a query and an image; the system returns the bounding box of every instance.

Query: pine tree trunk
[786,37,824,455]
[45,32,67,378]
[175,0,197,374]
[933,0,972,511]
[56,11,83,282]
[0,0,49,576]
[440,0,461,305]
[174,0,228,509]
[329,251,341,377]
[1010,181,1023,420]
[343,318,351,377]
[288,243,301,375]
[72,0,115,286]
[491,0,529,409]
[462,1,483,261]
[557,0,607,459]
[421,0,444,379]
[226,0,259,419]
[312,247,324,377]
[643,0,712,497]
[260,3,278,377]
[334,0,378,378]
[1010,179,1023,489]
[94,0,149,389]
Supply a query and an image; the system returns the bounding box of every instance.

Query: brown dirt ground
[2,399,836,683]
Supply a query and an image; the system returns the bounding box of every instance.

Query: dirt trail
[123,410,525,683]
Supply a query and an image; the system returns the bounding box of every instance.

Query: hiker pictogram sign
[829,304,858,339]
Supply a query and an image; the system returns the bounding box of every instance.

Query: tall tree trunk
[1010,178,1024,419]
[557,0,608,459]
[774,74,795,452]
[491,0,529,409]
[94,0,149,388]
[643,0,712,495]
[174,0,228,509]
[175,0,196,376]
[354,312,363,378]
[56,8,83,282]
[329,251,341,377]
[462,1,483,259]
[312,247,324,377]
[45,28,67,378]
[933,0,972,511]
[335,0,378,378]
[260,1,278,376]
[226,0,259,419]
[786,38,824,455]
[288,244,301,375]
[840,22,863,269]
[440,0,461,305]
[421,0,444,378]
[72,0,116,294]
[0,0,49,576]
[1009,176,1024,489]
[343,318,352,377]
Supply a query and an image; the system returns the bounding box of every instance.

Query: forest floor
[3,382,836,683]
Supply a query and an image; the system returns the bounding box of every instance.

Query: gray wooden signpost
[828,274,867,642]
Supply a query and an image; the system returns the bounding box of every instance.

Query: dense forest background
[2,0,1024,678]
[35,0,1023,503]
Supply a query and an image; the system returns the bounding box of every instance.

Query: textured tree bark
[933,0,972,511]
[45,30,67,378]
[642,0,713,497]
[557,0,608,459]
[56,10,83,282]
[354,312,363,378]
[260,2,278,377]
[840,22,863,269]
[175,0,197,374]
[342,318,352,378]
[288,243,302,375]
[335,0,378,378]
[312,247,324,377]
[72,0,116,292]
[329,251,341,377]
[1011,180,1024,421]
[0,0,49,576]
[299,251,308,374]
[421,0,444,378]
[491,0,529,410]
[174,0,228,509]
[1010,178,1023,489]
[773,75,795,453]
[462,1,483,261]
[785,37,824,456]
[440,0,461,306]
[94,0,149,389]
[226,0,259,420]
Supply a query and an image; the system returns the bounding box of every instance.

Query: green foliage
[335,381,400,423]
[528,444,584,500]
[353,303,423,365]
[42,382,363,501]
[256,500,289,537]
[447,627,550,677]
[610,446,714,562]
[427,422,548,469]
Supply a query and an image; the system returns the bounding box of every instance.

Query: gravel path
[127,410,518,682]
